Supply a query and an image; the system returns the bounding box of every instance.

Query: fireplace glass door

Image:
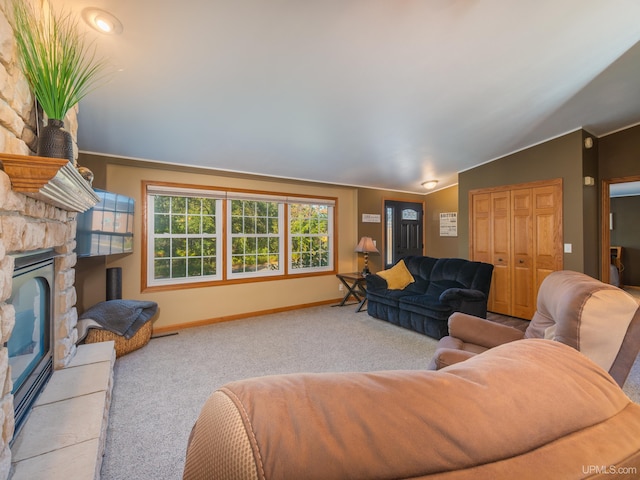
[7,250,54,434]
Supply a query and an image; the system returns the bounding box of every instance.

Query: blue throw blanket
[79,300,158,339]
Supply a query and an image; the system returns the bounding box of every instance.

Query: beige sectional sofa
[183,339,640,479]
[429,270,640,387]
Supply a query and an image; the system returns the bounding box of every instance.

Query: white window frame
[145,185,336,288]
[288,200,334,273]
[226,194,285,279]
[146,185,223,286]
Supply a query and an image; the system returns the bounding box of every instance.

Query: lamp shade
[355,236,379,254]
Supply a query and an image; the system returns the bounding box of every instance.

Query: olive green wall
[458,130,591,273]
[424,185,459,258]
[599,124,640,285]
[356,188,426,273]
[581,131,600,278]
[599,124,640,180]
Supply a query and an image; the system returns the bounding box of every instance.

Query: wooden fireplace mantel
[0,153,99,212]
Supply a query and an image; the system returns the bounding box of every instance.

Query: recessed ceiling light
[82,8,123,35]
[421,180,438,190]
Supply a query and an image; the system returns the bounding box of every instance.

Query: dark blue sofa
[366,256,494,339]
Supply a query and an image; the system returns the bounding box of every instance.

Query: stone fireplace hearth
[0,156,114,479]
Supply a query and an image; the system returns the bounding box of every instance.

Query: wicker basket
[84,321,153,357]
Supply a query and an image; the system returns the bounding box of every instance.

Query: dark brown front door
[384,200,424,268]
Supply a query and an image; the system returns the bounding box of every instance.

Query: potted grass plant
[8,0,108,164]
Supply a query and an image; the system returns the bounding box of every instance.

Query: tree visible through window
[229,199,282,276]
[289,203,332,271]
[145,183,335,288]
[150,194,220,284]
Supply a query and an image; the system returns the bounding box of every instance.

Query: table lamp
[355,236,379,275]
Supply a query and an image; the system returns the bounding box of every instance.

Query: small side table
[334,272,368,312]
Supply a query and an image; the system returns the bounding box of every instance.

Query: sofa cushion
[399,294,452,320]
[367,288,416,308]
[429,257,493,295]
[403,278,428,293]
[377,259,415,290]
[426,279,464,298]
[403,255,438,282]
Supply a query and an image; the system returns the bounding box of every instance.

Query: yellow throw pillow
[377,259,415,290]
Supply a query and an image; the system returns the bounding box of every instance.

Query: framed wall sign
[440,212,457,237]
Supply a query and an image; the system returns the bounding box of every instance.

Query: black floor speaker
[106,267,122,300]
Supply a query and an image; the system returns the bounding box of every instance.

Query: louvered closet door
[490,191,511,315]
[511,189,534,319]
[472,193,500,313]
[471,191,511,315]
[533,184,563,293]
[471,193,491,263]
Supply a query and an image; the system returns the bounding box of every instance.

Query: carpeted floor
[101,305,640,480]
[101,305,438,479]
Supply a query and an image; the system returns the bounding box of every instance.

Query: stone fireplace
[0,156,114,479]
[0,166,77,469]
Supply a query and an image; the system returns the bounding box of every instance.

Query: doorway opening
[601,175,640,296]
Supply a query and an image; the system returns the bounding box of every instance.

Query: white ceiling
[54,0,640,194]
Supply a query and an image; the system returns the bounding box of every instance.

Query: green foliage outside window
[149,189,333,285]
[290,204,330,269]
[230,200,280,274]
[153,195,218,280]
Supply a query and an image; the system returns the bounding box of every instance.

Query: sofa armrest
[365,273,388,291]
[427,347,477,370]
[439,288,485,304]
[448,312,525,348]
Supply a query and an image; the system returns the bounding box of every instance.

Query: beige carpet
[102,306,438,480]
[101,305,640,480]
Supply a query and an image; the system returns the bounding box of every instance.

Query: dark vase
[37,118,75,164]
